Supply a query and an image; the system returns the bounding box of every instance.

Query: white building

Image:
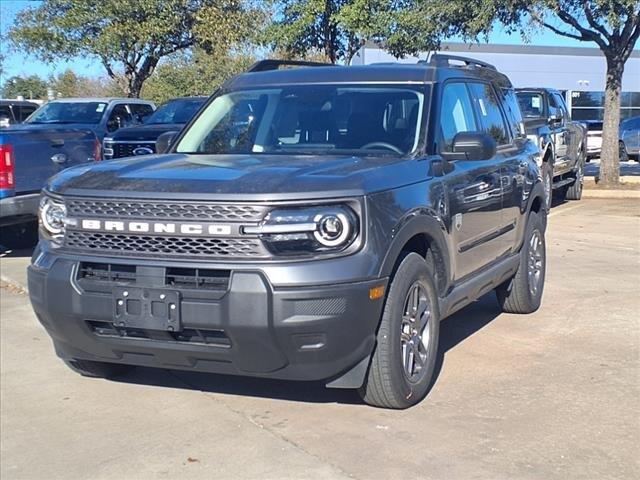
[352,42,640,121]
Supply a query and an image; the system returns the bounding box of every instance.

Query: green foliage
[0,75,48,100]
[10,0,260,97]
[141,50,255,104]
[264,0,398,63]
[48,69,125,98]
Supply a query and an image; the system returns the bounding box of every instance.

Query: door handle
[51,153,67,165]
[50,139,65,147]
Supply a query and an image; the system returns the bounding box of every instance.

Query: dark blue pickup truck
[0,127,101,249]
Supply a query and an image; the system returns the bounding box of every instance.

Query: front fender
[378,212,451,296]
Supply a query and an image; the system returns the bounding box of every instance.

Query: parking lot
[1,198,639,480]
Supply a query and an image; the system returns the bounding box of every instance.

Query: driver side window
[107,104,132,132]
[439,82,477,152]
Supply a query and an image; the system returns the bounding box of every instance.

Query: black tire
[496,212,546,314]
[359,253,440,409]
[0,221,38,250]
[64,359,132,379]
[541,161,553,210]
[565,158,584,201]
[619,141,629,162]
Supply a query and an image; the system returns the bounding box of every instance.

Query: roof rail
[422,54,497,71]
[247,59,336,73]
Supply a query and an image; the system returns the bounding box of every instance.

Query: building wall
[352,43,640,120]
[352,43,640,92]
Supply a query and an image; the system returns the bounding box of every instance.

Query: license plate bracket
[113,287,181,331]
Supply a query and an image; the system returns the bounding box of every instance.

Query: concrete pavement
[1,198,639,479]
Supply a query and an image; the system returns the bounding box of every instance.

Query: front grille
[67,199,267,222]
[112,141,156,159]
[66,232,265,258]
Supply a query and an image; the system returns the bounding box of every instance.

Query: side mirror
[156,131,178,154]
[451,132,497,161]
[548,113,563,126]
[0,116,11,128]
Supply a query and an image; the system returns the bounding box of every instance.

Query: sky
[0,0,617,83]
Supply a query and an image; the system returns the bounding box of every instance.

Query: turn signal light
[369,285,385,300]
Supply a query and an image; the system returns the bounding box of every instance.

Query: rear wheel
[565,158,584,201]
[496,212,546,314]
[359,253,440,409]
[619,141,629,162]
[64,359,132,379]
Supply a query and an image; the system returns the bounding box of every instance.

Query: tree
[0,75,48,100]
[10,0,257,98]
[264,0,393,63]
[142,50,255,104]
[381,1,640,186]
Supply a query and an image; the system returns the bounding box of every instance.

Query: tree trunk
[599,56,625,186]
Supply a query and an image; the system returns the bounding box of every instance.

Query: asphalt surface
[1,198,639,480]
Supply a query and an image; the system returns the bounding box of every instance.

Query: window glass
[501,89,524,138]
[0,106,12,122]
[107,104,133,132]
[146,99,206,125]
[17,105,37,122]
[130,104,154,124]
[438,83,477,151]
[176,85,425,156]
[552,93,568,117]
[516,91,545,118]
[26,102,107,124]
[468,83,510,145]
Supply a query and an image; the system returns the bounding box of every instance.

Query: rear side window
[468,83,510,145]
[17,105,37,122]
[130,103,154,123]
[501,89,525,138]
[0,106,13,122]
[438,82,477,151]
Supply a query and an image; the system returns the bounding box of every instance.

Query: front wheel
[359,253,440,409]
[541,162,553,210]
[495,212,546,314]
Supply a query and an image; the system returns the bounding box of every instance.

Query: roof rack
[247,59,336,73]
[421,54,497,71]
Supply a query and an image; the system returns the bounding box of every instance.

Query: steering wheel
[361,142,403,154]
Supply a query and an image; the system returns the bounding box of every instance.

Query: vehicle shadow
[115,293,503,406]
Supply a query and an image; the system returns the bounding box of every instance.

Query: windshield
[176,85,425,156]
[146,98,206,125]
[516,92,545,118]
[26,102,108,124]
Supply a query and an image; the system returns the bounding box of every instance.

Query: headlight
[244,205,359,256]
[39,196,67,242]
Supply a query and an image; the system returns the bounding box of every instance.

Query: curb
[582,189,640,199]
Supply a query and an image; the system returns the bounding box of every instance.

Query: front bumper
[28,252,387,383]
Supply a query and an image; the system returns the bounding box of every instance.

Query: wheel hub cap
[527,229,544,297]
[400,282,431,381]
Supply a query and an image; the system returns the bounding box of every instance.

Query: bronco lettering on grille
[78,219,234,236]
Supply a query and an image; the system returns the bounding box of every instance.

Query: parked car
[516,88,587,207]
[619,116,640,162]
[0,99,39,127]
[585,120,603,159]
[103,97,207,159]
[13,98,156,142]
[28,56,546,409]
[0,127,101,249]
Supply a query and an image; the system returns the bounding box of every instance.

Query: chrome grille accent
[65,232,266,258]
[66,199,268,222]
[112,141,156,159]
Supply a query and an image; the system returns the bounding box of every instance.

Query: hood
[110,123,184,141]
[46,153,429,201]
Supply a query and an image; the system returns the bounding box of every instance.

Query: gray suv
[28,57,546,409]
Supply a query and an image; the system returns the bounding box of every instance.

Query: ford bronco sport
[28,56,547,409]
